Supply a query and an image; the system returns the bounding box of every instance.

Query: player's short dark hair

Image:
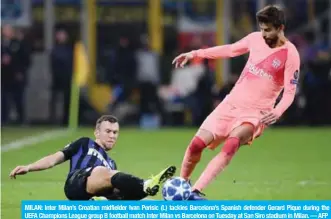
[96,115,118,128]
[256,5,286,28]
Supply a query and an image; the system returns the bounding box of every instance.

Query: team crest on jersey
[272,58,281,69]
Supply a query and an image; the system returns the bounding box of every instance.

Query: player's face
[259,23,281,48]
[95,121,119,150]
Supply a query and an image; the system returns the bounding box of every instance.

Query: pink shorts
[199,101,267,150]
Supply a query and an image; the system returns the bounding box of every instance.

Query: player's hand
[9,165,30,179]
[172,52,194,68]
[260,111,280,126]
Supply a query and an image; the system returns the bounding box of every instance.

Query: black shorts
[64,167,94,200]
[64,167,122,200]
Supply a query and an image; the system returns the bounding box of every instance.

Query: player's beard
[105,142,115,150]
[264,36,278,48]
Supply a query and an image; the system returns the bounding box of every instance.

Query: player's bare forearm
[10,151,66,179]
[27,152,65,172]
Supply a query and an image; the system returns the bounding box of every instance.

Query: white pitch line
[1,129,69,152]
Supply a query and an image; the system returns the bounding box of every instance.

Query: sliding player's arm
[172,33,253,68]
[9,138,84,179]
[9,152,65,179]
[261,46,301,125]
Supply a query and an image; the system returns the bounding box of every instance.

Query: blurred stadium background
[1,0,331,218]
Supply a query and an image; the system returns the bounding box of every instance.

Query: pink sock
[193,137,240,191]
[180,136,207,181]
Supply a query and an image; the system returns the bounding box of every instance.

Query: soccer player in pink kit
[172,5,301,200]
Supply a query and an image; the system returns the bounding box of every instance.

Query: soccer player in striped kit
[10,115,176,200]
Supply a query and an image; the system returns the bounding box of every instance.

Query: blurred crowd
[1,25,31,125]
[1,0,330,127]
[1,25,73,126]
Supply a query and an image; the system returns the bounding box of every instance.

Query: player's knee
[87,167,118,194]
[90,166,109,178]
[188,136,207,154]
[229,123,254,145]
[221,137,240,156]
[188,130,213,153]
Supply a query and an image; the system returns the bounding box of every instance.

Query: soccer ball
[162,177,192,201]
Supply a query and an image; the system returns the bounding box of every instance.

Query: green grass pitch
[1,127,331,218]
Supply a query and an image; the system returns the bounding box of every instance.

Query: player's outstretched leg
[87,165,176,200]
[144,165,177,195]
[180,129,214,181]
[189,124,254,200]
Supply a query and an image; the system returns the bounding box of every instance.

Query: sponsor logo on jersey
[87,148,112,169]
[247,62,273,80]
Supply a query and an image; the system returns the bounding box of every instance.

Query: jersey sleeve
[273,45,301,116]
[113,161,118,170]
[60,137,88,161]
[192,32,255,59]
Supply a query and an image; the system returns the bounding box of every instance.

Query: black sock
[110,172,147,200]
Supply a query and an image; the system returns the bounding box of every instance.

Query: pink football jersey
[192,32,301,116]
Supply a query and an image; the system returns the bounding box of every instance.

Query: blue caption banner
[22,201,331,219]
